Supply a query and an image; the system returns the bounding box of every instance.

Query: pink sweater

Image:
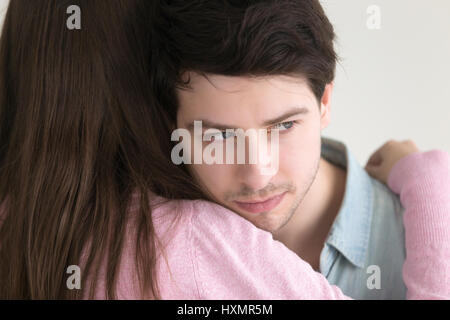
[86,150,450,300]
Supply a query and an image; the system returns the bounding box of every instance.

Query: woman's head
[0,0,204,299]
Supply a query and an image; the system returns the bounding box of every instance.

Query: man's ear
[320,82,334,130]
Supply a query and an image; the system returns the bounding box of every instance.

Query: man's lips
[233,192,287,214]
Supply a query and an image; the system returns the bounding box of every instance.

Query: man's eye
[206,131,236,141]
[272,121,295,131]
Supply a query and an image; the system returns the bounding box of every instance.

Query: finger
[366,150,382,167]
[367,140,398,166]
[365,164,378,178]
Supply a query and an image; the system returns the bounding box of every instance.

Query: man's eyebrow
[262,106,309,127]
[186,106,309,131]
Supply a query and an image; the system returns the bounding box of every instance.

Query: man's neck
[272,157,347,271]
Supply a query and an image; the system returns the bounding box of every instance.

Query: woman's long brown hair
[0,0,206,299]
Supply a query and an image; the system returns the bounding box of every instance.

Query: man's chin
[227,203,292,233]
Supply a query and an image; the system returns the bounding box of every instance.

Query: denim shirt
[319,137,407,299]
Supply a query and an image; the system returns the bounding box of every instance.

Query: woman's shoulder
[143,196,270,299]
[184,198,273,247]
[145,192,261,236]
[147,195,274,266]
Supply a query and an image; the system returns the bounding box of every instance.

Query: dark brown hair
[151,0,340,113]
[0,0,340,299]
[0,0,205,299]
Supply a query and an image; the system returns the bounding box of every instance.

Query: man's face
[176,73,331,232]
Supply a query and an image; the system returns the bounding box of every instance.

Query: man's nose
[236,151,277,191]
[234,129,278,190]
[236,164,275,192]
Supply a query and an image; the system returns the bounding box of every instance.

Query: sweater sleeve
[189,200,351,299]
[187,150,450,300]
[387,150,450,299]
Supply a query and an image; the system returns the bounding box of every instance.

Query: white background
[321,0,450,163]
[1,0,449,164]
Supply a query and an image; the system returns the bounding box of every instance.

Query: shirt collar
[321,137,374,269]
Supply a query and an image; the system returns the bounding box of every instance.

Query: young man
[151,0,406,299]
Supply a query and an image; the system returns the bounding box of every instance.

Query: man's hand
[365,140,420,184]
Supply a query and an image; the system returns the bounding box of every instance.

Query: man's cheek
[282,154,312,181]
